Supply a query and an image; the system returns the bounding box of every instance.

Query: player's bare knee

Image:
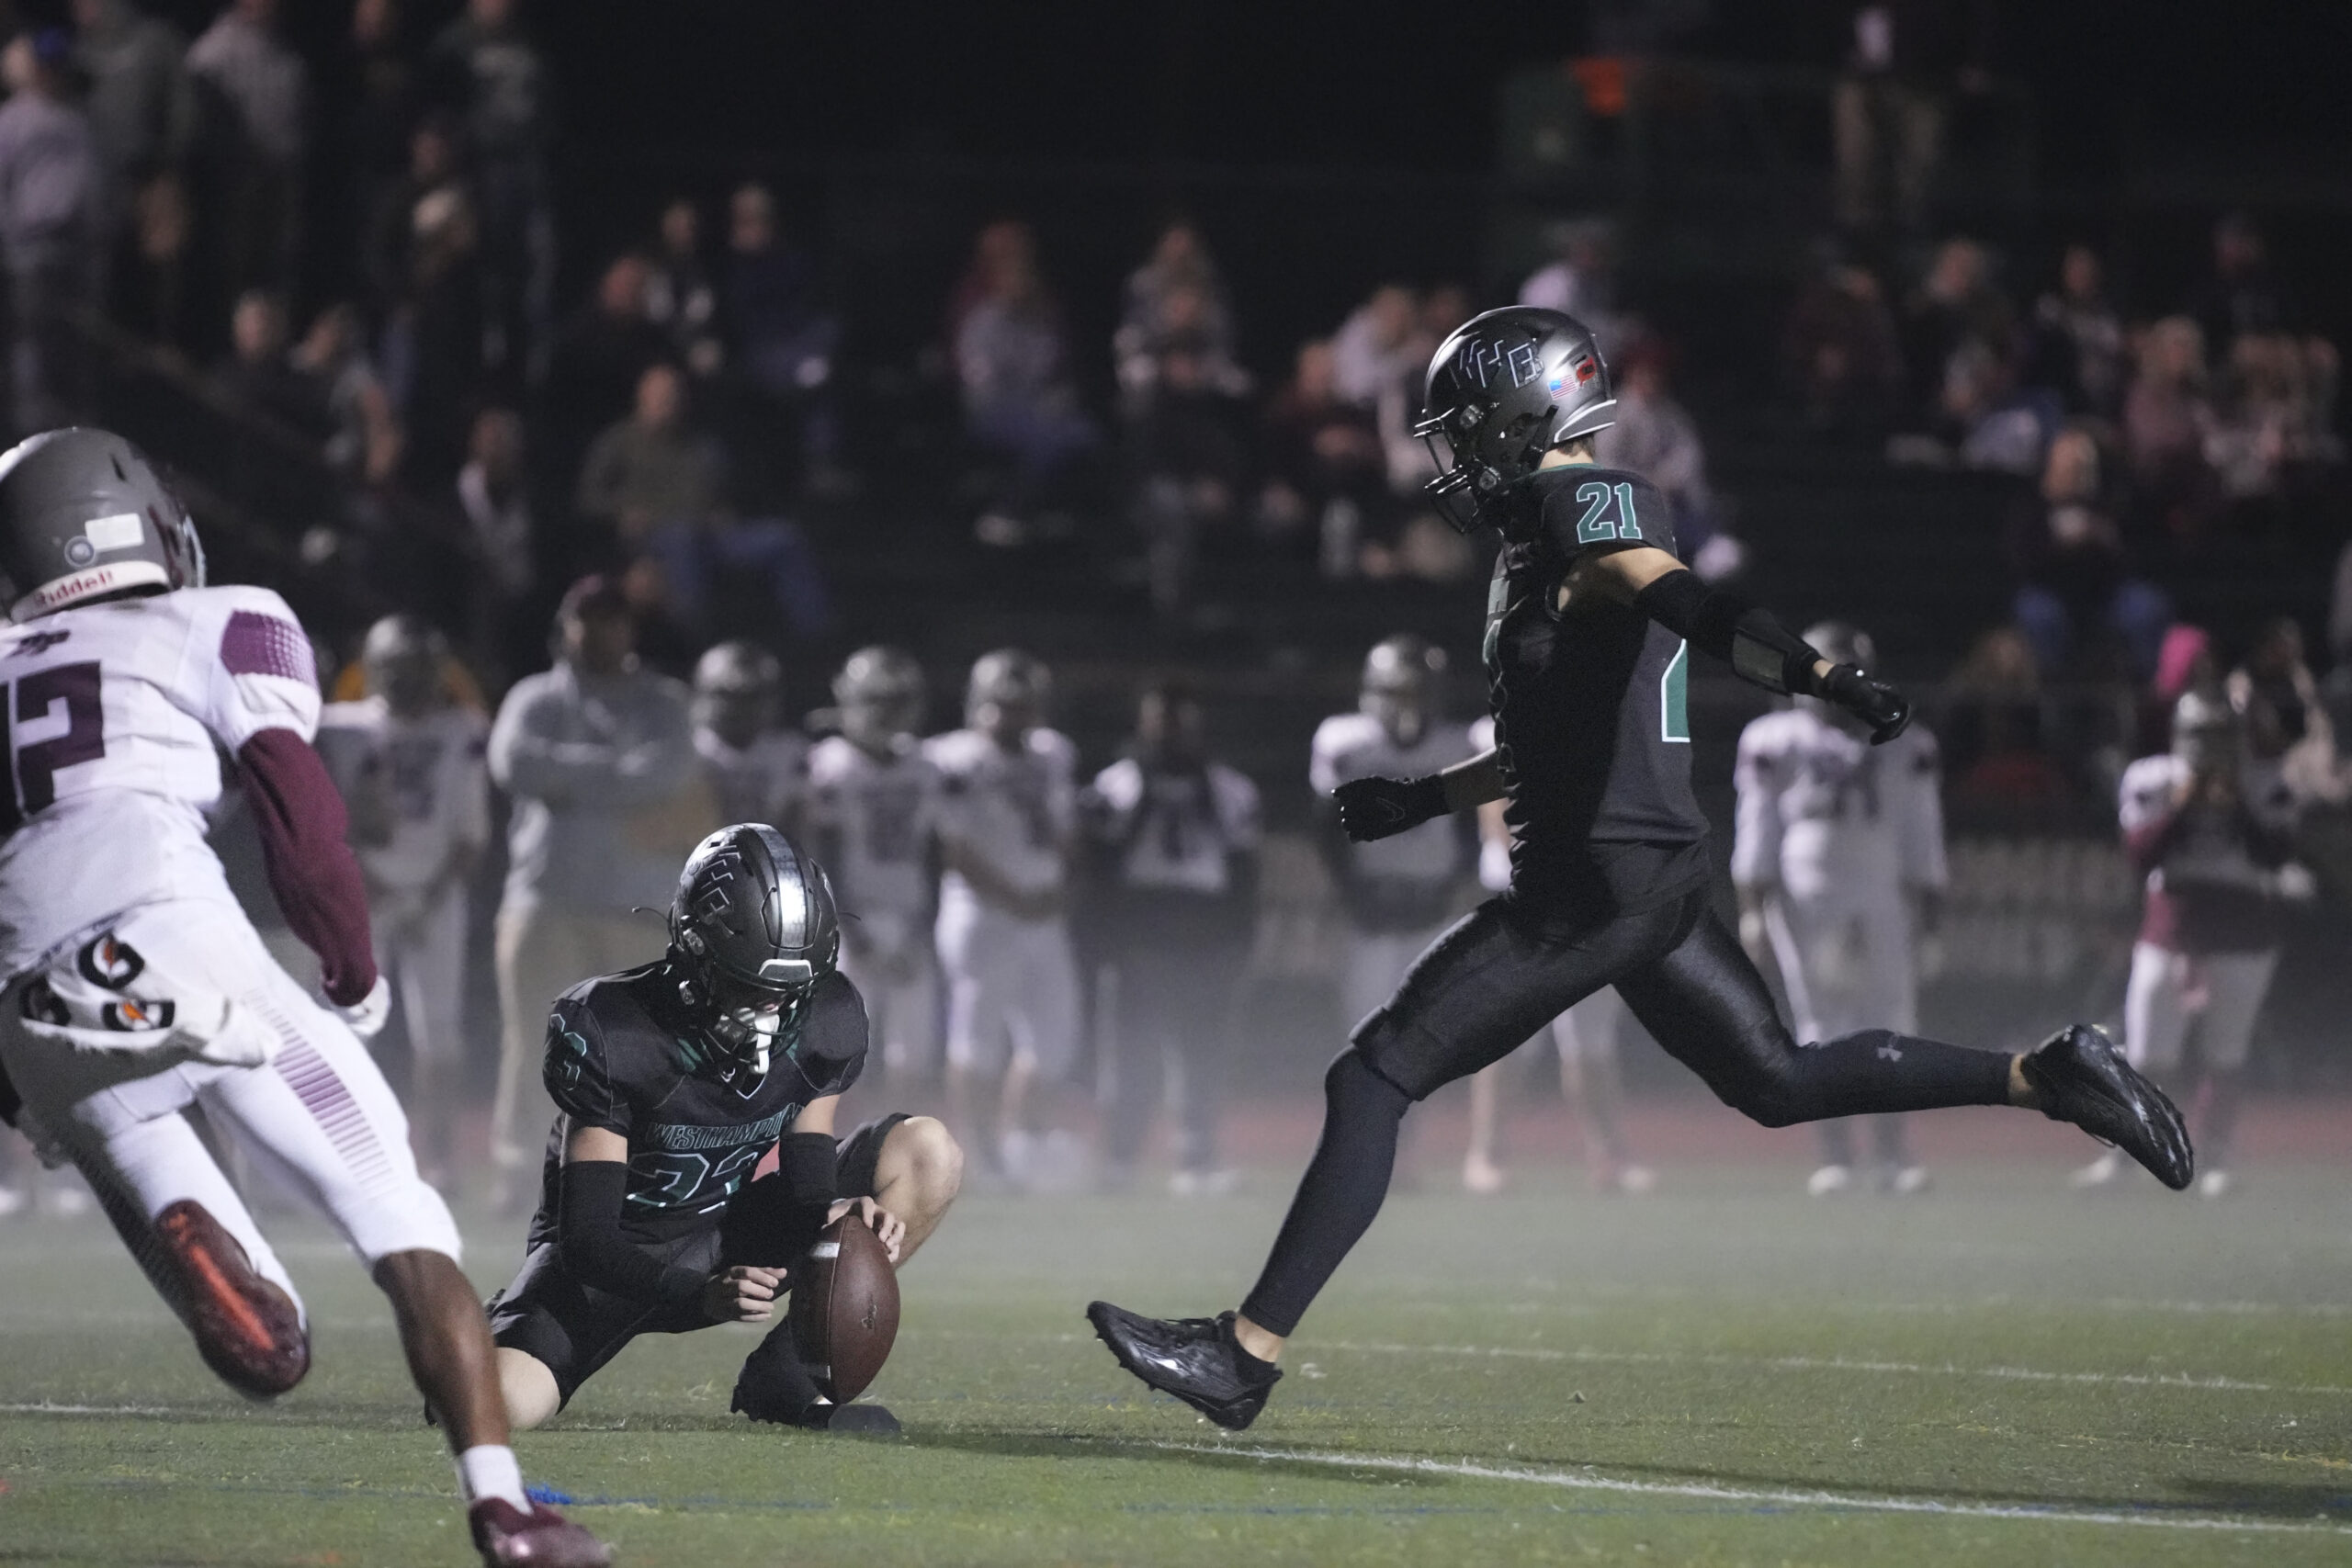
[496,1347,562,1431]
[885,1115,964,1213]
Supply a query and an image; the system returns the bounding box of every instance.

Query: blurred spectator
[1114,218,1241,407]
[114,160,190,350]
[458,405,533,596]
[1832,1,1989,237]
[370,117,484,491]
[1261,337,1386,574]
[212,287,315,431]
[1518,218,1626,352]
[2121,315,2217,539]
[2233,616,2350,807]
[2027,243,2126,418]
[1781,250,1904,440]
[2191,212,2294,347]
[485,575,705,1193]
[187,0,307,302]
[1901,237,2013,421]
[315,615,491,1189]
[1329,283,1416,408]
[1942,626,2066,807]
[429,0,554,380]
[338,0,414,245]
[718,182,842,502]
[1596,339,1743,581]
[1375,282,1469,498]
[644,195,718,377]
[541,252,666,478]
[1939,335,2059,475]
[1125,328,1250,617]
[290,300,401,488]
[1084,680,1261,1193]
[2007,426,2169,682]
[362,112,461,321]
[689,639,805,829]
[2205,331,2343,503]
[0,29,98,434]
[955,219,1095,539]
[576,360,724,552]
[71,0,193,243]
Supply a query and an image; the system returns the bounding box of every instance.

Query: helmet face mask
[1415,307,1617,536]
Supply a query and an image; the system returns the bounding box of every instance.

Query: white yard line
[1151,1442,2352,1536]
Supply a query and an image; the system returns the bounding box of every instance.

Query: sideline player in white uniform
[1311,636,1476,1030]
[1733,623,1947,1196]
[691,639,806,829]
[1459,716,1656,1195]
[805,646,944,1086]
[925,649,1088,1189]
[316,615,490,1189]
[2079,687,2312,1196]
[0,429,605,1565]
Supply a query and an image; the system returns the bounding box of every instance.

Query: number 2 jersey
[1484,466,1710,915]
[0,585,320,978]
[534,962,870,1246]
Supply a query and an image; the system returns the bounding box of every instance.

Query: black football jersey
[1484,466,1712,906]
[529,963,869,1244]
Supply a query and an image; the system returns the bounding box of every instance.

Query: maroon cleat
[469,1498,613,1567]
[153,1198,309,1398]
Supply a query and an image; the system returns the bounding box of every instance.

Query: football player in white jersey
[316,615,491,1189]
[1459,717,1656,1196]
[2081,686,2312,1196]
[804,646,944,1086]
[1733,624,1948,1197]
[0,429,605,1566]
[1310,636,1476,1032]
[924,649,1088,1190]
[691,640,807,829]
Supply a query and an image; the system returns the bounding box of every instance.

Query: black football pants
[1238,884,2011,1337]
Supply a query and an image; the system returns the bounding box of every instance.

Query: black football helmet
[1415,307,1616,536]
[668,824,841,1079]
[0,427,206,621]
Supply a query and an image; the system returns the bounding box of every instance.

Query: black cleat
[729,1369,901,1436]
[1086,1302,1281,1431]
[2023,1024,2194,1190]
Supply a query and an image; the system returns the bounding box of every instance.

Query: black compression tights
[1239,899,2014,1338]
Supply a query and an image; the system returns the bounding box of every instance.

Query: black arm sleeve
[1634,570,1823,696]
[557,1160,706,1310]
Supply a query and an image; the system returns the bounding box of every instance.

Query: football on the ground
[789,1213,899,1402]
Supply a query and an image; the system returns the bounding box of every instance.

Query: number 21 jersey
[0,585,320,977]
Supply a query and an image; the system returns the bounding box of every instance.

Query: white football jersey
[0,585,320,976]
[1087,755,1261,896]
[1731,706,1946,906]
[1309,711,1475,886]
[924,726,1076,914]
[695,726,807,831]
[314,697,491,896]
[804,733,943,924]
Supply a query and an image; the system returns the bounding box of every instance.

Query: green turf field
[1,1162,2347,1566]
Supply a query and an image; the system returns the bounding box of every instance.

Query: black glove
[1333,774,1449,842]
[1818,663,1911,745]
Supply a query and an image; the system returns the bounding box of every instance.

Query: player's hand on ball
[1333,775,1446,842]
[828,1196,903,1264]
[1820,663,1911,745]
[702,1264,784,1324]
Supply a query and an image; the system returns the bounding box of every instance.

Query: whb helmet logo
[77,934,146,990]
[1453,336,1544,391]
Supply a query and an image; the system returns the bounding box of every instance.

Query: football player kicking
[1089,309,2193,1429]
[0,430,607,1565]
[488,825,962,1437]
